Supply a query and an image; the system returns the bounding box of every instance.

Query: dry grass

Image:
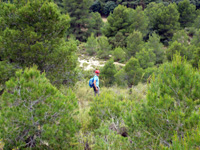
[73,81,147,107]
[0,139,4,150]
[73,81,94,108]
[73,82,147,149]
[99,83,147,102]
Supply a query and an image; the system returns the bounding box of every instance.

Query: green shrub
[193,15,200,29]
[160,124,200,150]
[177,0,197,28]
[186,27,197,36]
[0,66,79,149]
[76,120,133,150]
[103,1,117,16]
[124,57,143,87]
[133,54,200,148]
[109,31,126,48]
[126,30,144,59]
[115,57,143,87]
[191,29,200,47]
[0,1,77,86]
[89,91,128,129]
[169,30,190,46]
[142,67,158,83]
[114,68,127,87]
[145,32,165,64]
[135,48,156,69]
[190,45,200,68]
[90,0,102,13]
[97,36,111,59]
[100,59,117,86]
[166,41,188,61]
[0,61,16,86]
[113,47,125,62]
[86,33,98,56]
[92,122,132,150]
[89,12,104,37]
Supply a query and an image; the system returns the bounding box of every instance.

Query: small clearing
[78,55,125,70]
[102,17,107,23]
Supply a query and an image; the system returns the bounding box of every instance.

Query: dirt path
[78,55,125,70]
[78,56,105,70]
[102,17,107,23]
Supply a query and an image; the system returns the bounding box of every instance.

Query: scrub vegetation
[0,0,200,149]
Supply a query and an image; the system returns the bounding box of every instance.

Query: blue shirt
[93,75,99,88]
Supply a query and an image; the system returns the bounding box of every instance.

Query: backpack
[89,77,94,88]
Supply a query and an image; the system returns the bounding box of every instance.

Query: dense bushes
[161,125,200,149]
[177,0,197,28]
[89,92,123,129]
[1,0,200,149]
[131,55,200,148]
[0,66,79,149]
[0,1,77,86]
[0,61,16,86]
[102,5,148,48]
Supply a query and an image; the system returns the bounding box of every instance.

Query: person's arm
[93,80,98,91]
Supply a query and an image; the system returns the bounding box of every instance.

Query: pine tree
[97,36,112,59]
[86,33,99,56]
[128,6,149,35]
[0,1,77,86]
[190,30,200,67]
[134,54,200,147]
[90,0,102,13]
[190,45,200,68]
[0,61,16,86]
[0,66,79,149]
[166,41,187,61]
[63,0,92,41]
[103,1,118,16]
[135,48,156,69]
[54,0,63,8]
[145,2,180,44]
[177,0,197,28]
[102,5,130,38]
[102,5,149,47]
[101,59,117,86]
[145,32,165,64]
[124,57,143,87]
[158,3,180,43]
[113,47,126,62]
[109,31,126,48]
[88,12,104,37]
[114,68,127,86]
[145,2,165,32]
[193,15,200,29]
[126,30,144,59]
[169,30,190,46]
[191,29,200,47]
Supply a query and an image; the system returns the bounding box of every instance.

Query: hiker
[93,70,100,96]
